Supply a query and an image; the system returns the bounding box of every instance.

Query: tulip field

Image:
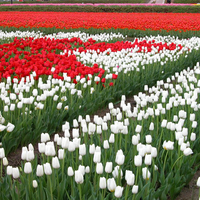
[0,10,200,200]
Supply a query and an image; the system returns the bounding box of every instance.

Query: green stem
[0,160,2,179]
[78,184,82,200]
[135,166,140,185]
[71,178,74,197]
[157,129,164,153]
[125,185,129,200]
[163,150,169,175]
[117,166,121,186]
[124,134,127,153]
[62,150,65,181]
[40,180,43,199]
[171,155,184,171]
[16,180,20,200]
[48,175,53,200]
[119,133,122,150]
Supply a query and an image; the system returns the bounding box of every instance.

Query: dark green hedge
[0,5,200,12]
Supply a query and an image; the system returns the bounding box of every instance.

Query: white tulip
[114,186,123,198]
[96,163,103,174]
[107,178,116,192]
[75,170,84,184]
[142,167,151,180]
[12,167,20,179]
[67,167,74,177]
[33,180,38,188]
[36,165,44,177]
[183,148,193,156]
[99,177,107,189]
[52,156,60,169]
[44,163,52,175]
[132,185,139,194]
[24,162,32,174]
[105,162,113,173]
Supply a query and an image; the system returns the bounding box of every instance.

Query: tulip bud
[190,113,195,121]
[151,147,157,158]
[26,150,35,162]
[142,167,151,180]
[89,144,95,154]
[52,156,60,169]
[190,133,196,141]
[114,186,123,198]
[78,165,85,176]
[12,167,20,179]
[107,178,116,192]
[44,163,52,175]
[24,162,32,174]
[109,134,115,143]
[144,154,152,165]
[68,141,76,152]
[75,170,84,184]
[10,104,15,111]
[33,180,38,188]
[45,143,56,156]
[115,150,125,165]
[96,163,103,174]
[135,125,142,133]
[0,148,5,158]
[93,152,101,163]
[183,148,193,156]
[6,123,15,132]
[163,140,174,150]
[36,165,44,177]
[103,140,110,149]
[0,125,6,132]
[85,166,90,173]
[126,173,135,186]
[58,149,64,160]
[132,135,139,145]
[67,167,74,176]
[192,121,197,128]
[61,137,69,149]
[161,119,167,128]
[149,123,154,131]
[145,135,152,143]
[79,144,86,156]
[134,155,142,167]
[105,162,113,173]
[197,177,200,187]
[132,185,139,194]
[99,177,107,189]
[72,128,79,138]
[7,166,13,175]
[3,157,8,166]
[112,166,123,179]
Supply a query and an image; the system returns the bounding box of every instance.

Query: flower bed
[0,12,200,31]
[0,10,200,200]
[0,31,200,154]
[0,46,200,198]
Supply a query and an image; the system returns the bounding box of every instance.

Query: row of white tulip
[1,60,200,199]
[0,30,125,42]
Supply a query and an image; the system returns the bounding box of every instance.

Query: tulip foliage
[0,27,200,199]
